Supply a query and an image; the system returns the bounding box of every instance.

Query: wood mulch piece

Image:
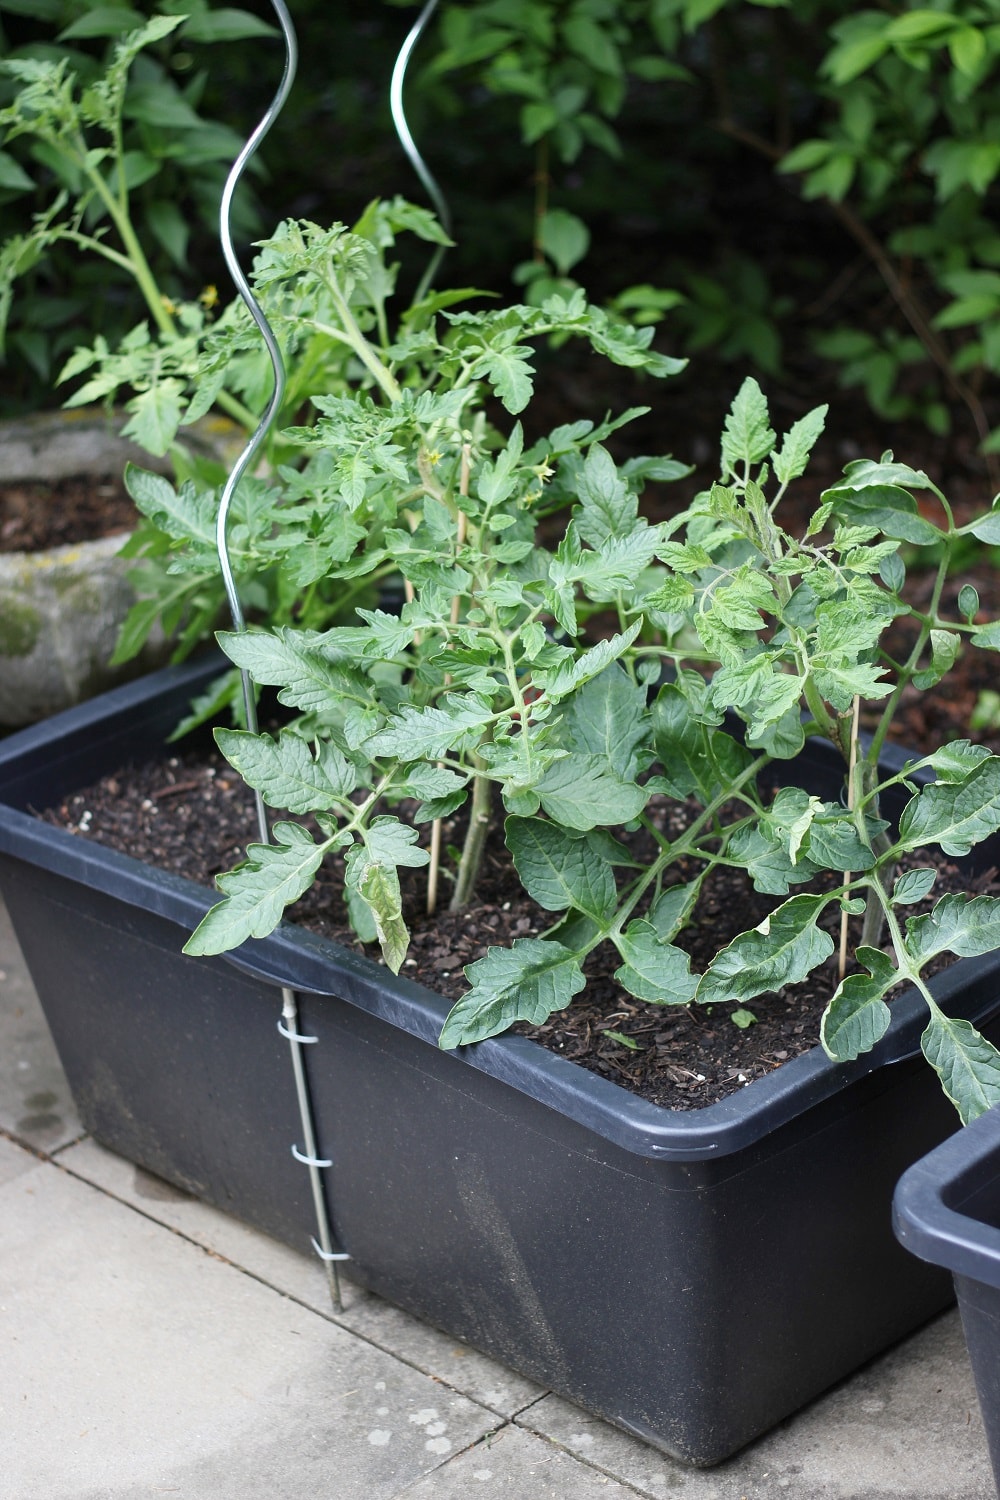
[0,473,136,553]
[38,742,998,1113]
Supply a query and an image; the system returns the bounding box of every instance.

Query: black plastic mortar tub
[894,1106,1000,1495]
[3,656,1000,1466]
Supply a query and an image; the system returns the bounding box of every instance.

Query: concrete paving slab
[0,1133,40,1187]
[57,1136,546,1420]
[519,1310,995,1500]
[0,1158,501,1500]
[56,1135,335,1301]
[337,1297,546,1423]
[0,893,82,1152]
[398,1422,639,1496]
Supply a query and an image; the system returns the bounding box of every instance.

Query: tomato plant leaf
[439,940,586,1048]
[697,894,835,1005]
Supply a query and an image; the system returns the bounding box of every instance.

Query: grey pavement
[0,893,996,1500]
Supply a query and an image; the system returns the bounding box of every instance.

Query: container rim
[893,1105,1000,1287]
[2,655,998,1164]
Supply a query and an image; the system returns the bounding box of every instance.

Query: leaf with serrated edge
[804,814,876,874]
[535,754,648,830]
[541,623,643,699]
[721,377,775,476]
[728,825,820,897]
[820,947,895,1060]
[898,758,1000,856]
[575,443,637,545]
[697,893,835,1005]
[922,740,993,783]
[613,921,698,1004]
[125,465,217,546]
[905,893,1000,966]
[559,662,648,779]
[475,422,523,508]
[122,381,185,457]
[355,855,408,973]
[397,764,467,801]
[648,881,701,940]
[813,659,892,711]
[215,729,355,813]
[364,695,493,760]
[921,1012,1000,1125]
[506,817,617,919]
[822,485,941,545]
[893,867,937,905]
[363,817,431,870]
[773,405,828,485]
[218,628,370,713]
[184,824,325,954]
[438,940,586,1048]
[652,684,752,804]
[469,344,534,413]
[710,571,776,631]
[643,576,694,612]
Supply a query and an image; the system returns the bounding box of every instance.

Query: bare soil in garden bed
[0,472,135,553]
[38,743,998,1111]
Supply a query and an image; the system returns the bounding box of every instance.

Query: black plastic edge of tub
[3,654,1000,1166]
[893,1105,1000,1288]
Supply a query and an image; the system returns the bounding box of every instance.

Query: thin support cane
[215,0,348,1311]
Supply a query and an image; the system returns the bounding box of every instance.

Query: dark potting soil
[38,743,997,1111]
[0,472,136,553]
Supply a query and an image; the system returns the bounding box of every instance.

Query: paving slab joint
[511,1411,662,1498]
[0,1122,62,1163]
[509,1390,554,1420]
[46,1129,89,1159]
[393,1421,519,1498]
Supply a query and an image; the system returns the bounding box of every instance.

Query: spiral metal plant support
[216,0,348,1311]
[390,0,451,300]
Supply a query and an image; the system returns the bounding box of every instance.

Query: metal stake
[389,0,451,300]
[214,0,347,1312]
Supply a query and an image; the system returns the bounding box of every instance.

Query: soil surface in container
[40,742,999,1111]
[0,473,135,552]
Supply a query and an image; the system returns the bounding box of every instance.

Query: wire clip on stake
[292,1145,332,1169]
[214,0,348,1312]
[312,1239,352,1264]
